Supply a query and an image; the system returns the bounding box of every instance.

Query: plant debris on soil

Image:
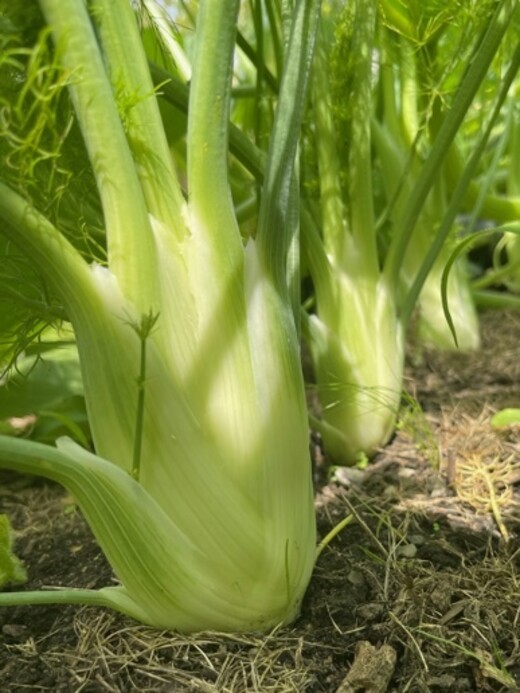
[2,309,520,692]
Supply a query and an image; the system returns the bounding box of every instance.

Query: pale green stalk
[90,0,187,234]
[502,96,520,287]
[311,18,348,267]
[39,0,157,311]
[182,0,261,466]
[343,0,378,282]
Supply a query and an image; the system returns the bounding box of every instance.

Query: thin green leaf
[441,223,520,346]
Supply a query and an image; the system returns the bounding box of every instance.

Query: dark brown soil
[2,310,520,692]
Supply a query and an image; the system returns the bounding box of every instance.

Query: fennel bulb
[0,0,319,632]
[306,276,404,465]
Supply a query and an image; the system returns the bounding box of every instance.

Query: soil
[2,309,520,692]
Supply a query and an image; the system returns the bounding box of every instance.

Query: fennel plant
[0,0,319,632]
[302,0,519,465]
